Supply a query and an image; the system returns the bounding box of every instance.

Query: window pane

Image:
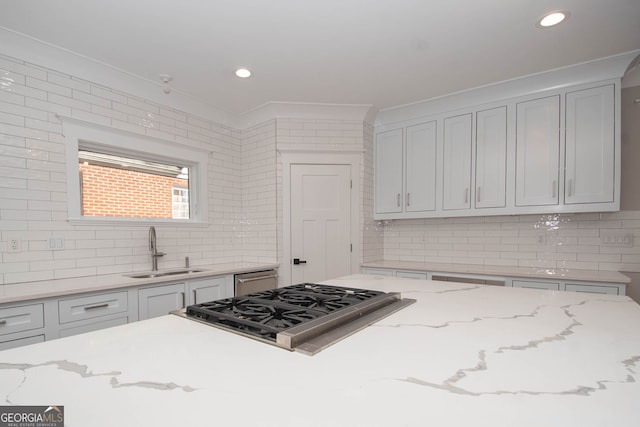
[78,150,190,219]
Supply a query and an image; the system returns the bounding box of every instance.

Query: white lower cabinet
[0,272,244,350]
[395,271,428,280]
[138,283,186,321]
[0,334,45,351]
[0,303,47,350]
[57,291,130,338]
[188,276,233,305]
[363,267,626,295]
[564,283,621,295]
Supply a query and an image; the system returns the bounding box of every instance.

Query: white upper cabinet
[443,114,472,211]
[406,121,437,212]
[375,128,403,214]
[515,95,560,207]
[373,77,620,219]
[564,84,615,205]
[475,106,507,209]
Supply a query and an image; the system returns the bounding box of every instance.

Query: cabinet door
[515,96,560,206]
[475,106,507,208]
[189,276,232,304]
[443,114,472,210]
[405,121,437,212]
[138,283,185,320]
[565,85,615,204]
[375,129,404,213]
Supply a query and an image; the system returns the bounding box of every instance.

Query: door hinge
[350,179,352,189]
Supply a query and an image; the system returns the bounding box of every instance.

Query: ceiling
[1,0,639,115]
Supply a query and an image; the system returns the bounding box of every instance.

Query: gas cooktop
[175,283,415,355]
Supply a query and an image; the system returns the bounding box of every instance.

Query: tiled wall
[0,53,243,284]
[382,211,640,272]
[274,118,382,280]
[362,122,383,263]
[241,120,278,263]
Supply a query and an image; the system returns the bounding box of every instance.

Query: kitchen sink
[124,269,208,279]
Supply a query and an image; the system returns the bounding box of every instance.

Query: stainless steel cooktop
[173,283,415,355]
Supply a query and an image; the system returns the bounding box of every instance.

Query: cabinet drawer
[512,280,560,291]
[0,334,45,351]
[0,304,44,336]
[59,316,128,338]
[362,268,395,277]
[58,292,128,324]
[396,271,428,280]
[564,283,620,295]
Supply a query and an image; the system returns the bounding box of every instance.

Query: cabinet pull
[406,192,411,207]
[477,187,481,203]
[568,179,573,197]
[193,289,198,304]
[397,193,401,207]
[84,303,109,311]
[464,188,469,204]
[552,180,557,198]
[0,319,6,326]
[181,292,186,309]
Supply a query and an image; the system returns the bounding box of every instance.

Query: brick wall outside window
[79,164,188,218]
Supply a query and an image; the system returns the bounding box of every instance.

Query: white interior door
[290,164,352,284]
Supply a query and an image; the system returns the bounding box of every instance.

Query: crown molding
[376,49,640,127]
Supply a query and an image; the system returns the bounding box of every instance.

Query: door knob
[293,258,307,265]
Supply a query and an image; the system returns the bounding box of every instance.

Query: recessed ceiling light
[537,11,569,28]
[235,68,252,78]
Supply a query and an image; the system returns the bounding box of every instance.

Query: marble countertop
[1,274,639,426]
[0,262,279,304]
[363,260,631,284]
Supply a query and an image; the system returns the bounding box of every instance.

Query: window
[63,118,208,224]
[78,150,191,219]
[172,187,189,219]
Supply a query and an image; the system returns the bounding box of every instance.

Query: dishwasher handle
[237,274,279,284]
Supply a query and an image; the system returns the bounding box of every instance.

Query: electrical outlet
[600,231,634,247]
[8,238,21,253]
[48,237,65,250]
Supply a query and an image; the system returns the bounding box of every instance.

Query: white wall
[0,53,244,284]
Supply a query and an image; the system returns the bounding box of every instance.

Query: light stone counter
[1,274,639,426]
[0,262,279,304]
[363,260,631,284]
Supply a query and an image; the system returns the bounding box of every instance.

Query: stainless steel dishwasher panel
[234,270,278,296]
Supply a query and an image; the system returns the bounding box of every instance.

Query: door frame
[281,150,361,285]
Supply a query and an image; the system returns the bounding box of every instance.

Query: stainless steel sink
[124,269,207,279]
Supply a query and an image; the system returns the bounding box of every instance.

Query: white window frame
[62,117,209,225]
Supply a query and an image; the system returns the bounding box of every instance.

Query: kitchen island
[1,274,639,426]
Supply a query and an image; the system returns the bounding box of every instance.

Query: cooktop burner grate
[180,282,415,355]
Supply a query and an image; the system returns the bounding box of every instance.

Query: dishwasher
[234,270,278,296]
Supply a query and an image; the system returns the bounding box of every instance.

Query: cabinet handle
[552,180,557,198]
[0,319,6,326]
[477,187,481,203]
[193,289,197,304]
[397,193,401,207]
[568,179,573,197]
[84,303,109,311]
[181,292,186,308]
[464,188,469,204]
[406,192,411,207]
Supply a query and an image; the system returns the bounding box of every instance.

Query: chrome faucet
[149,226,165,271]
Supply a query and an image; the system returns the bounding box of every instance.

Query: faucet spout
[149,226,165,271]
